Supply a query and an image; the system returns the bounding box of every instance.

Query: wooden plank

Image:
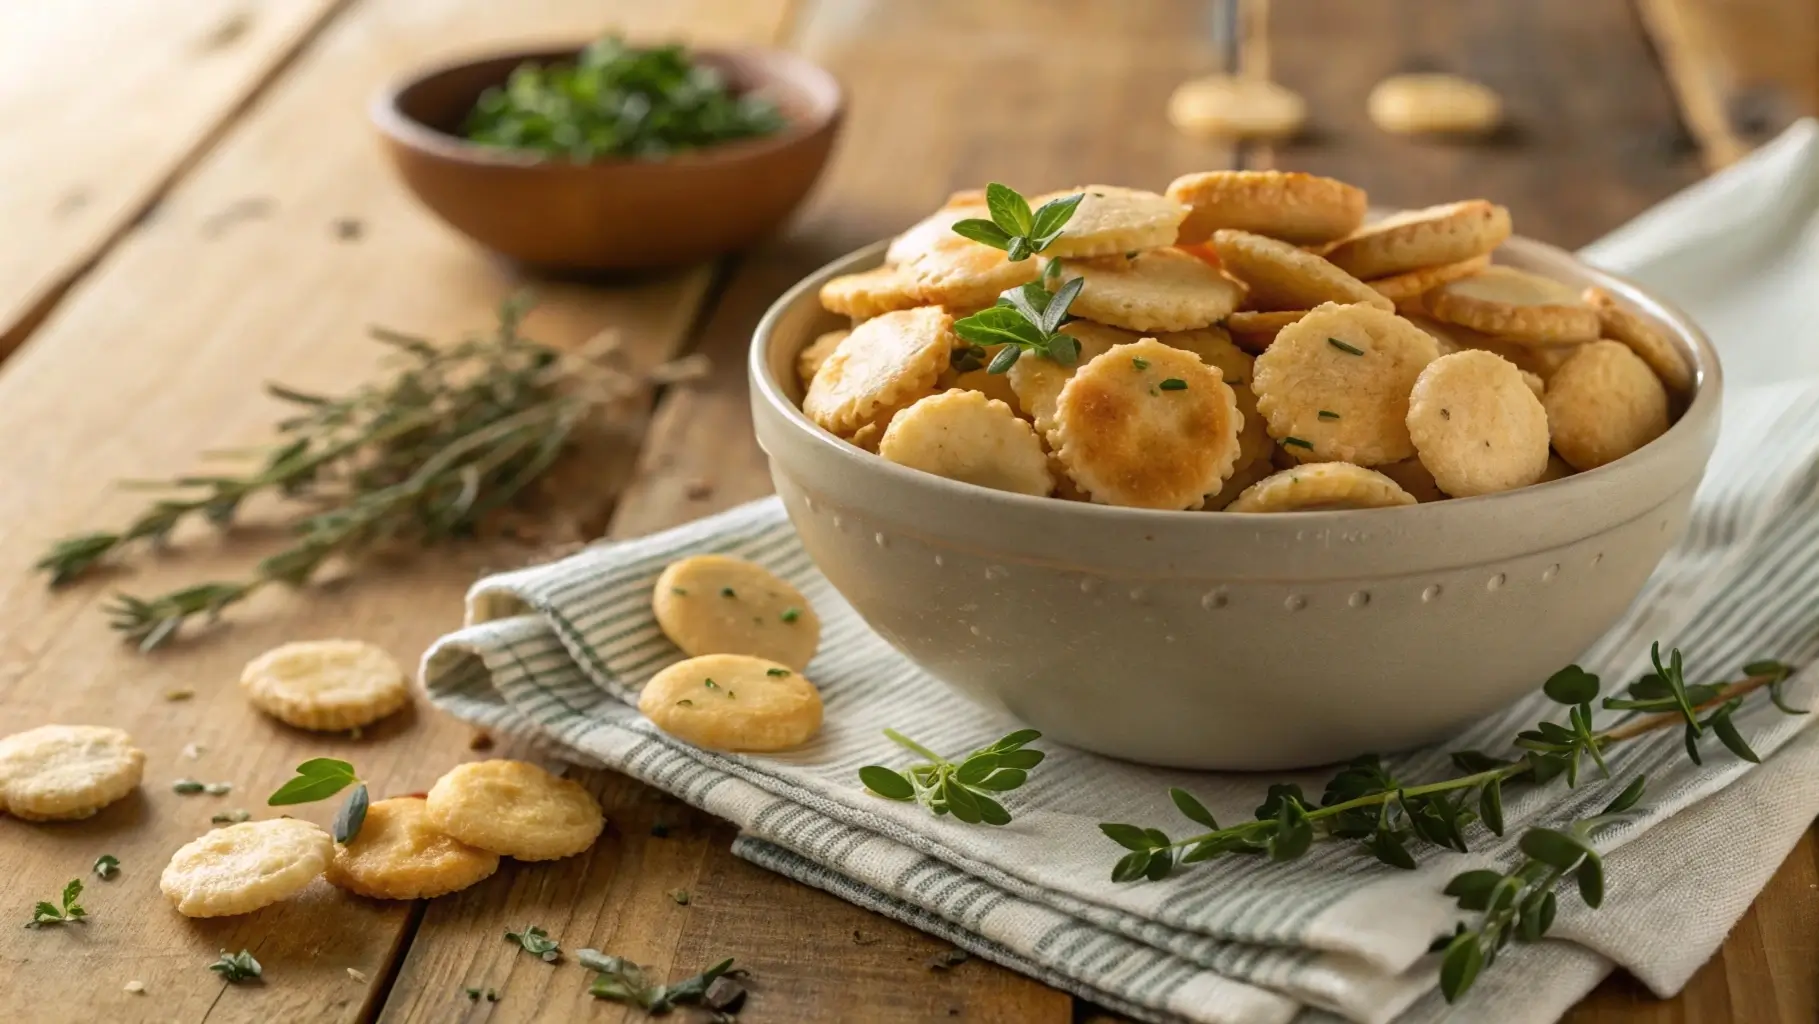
[1637,0,1819,170]
[387,0,1241,1020]
[0,0,350,354]
[0,2,795,1022]
[1263,0,1705,250]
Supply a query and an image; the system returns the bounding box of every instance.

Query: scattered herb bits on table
[799,171,1690,511]
[463,36,786,161]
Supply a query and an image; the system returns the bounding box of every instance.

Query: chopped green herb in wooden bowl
[372,41,841,269]
[462,37,787,161]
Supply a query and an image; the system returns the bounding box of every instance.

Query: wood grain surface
[0,0,349,355]
[1,0,1816,1021]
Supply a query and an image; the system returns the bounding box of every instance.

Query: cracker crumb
[124,980,146,994]
[347,967,368,982]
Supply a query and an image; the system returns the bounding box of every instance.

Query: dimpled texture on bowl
[749,238,1720,770]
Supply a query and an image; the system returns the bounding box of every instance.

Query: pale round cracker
[1227,463,1417,512]
[652,555,820,670]
[0,724,144,821]
[1154,326,1253,385]
[1582,286,1694,393]
[1168,75,1307,140]
[797,329,848,391]
[325,797,499,900]
[878,390,1054,497]
[802,307,954,438]
[1366,254,1492,304]
[1210,229,1393,312]
[885,198,990,266]
[639,654,824,752]
[847,388,934,453]
[819,265,923,320]
[1543,340,1670,471]
[1425,266,1601,344]
[1203,456,1276,511]
[425,760,604,862]
[1226,310,1309,352]
[1321,200,1512,280]
[1035,186,1188,259]
[1058,249,1246,333]
[160,818,333,917]
[936,356,1022,409]
[1406,350,1551,497]
[1167,170,1367,246]
[1251,303,1441,465]
[1049,338,1242,509]
[904,231,1042,310]
[1005,322,1134,436]
[1367,73,1503,135]
[240,640,410,733]
[1377,458,1448,502]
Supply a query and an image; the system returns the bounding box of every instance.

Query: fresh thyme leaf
[93,855,120,880]
[781,607,802,623]
[1317,410,1340,420]
[667,888,690,905]
[858,728,1044,825]
[986,345,1023,374]
[463,37,785,161]
[268,758,358,805]
[1132,357,1150,371]
[1282,437,1314,450]
[171,778,206,795]
[985,182,1034,238]
[333,783,371,843]
[44,296,681,650]
[1327,337,1365,356]
[951,218,1014,250]
[505,924,561,963]
[204,781,233,796]
[720,586,736,598]
[1158,378,1187,391]
[25,879,87,928]
[1543,665,1600,705]
[211,809,251,825]
[766,667,790,677]
[209,949,262,983]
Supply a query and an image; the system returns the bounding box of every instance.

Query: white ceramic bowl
[748,238,1721,769]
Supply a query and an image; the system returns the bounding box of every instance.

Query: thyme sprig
[37,296,697,650]
[951,182,1083,262]
[1099,647,1802,1001]
[858,728,1045,826]
[25,879,86,928]
[949,183,1088,375]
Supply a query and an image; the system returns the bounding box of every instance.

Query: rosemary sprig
[1099,648,1802,1001]
[37,295,693,650]
[858,728,1045,826]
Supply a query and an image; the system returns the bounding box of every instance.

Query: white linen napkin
[422,119,1819,1024]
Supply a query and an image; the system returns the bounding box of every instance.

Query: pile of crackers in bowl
[797,171,1692,512]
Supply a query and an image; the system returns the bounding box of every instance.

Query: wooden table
[2,1,1814,1021]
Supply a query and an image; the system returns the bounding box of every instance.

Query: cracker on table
[240,640,410,733]
[160,818,332,918]
[326,796,499,900]
[1367,73,1503,135]
[1168,75,1307,140]
[426,760,605,862]
[0,724,143,821]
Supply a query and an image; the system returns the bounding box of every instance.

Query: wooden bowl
[371,45,843,271]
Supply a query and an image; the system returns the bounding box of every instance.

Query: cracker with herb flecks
[653,555,819,669]
[640,655,824,752]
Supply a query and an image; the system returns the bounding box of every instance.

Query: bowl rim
[749,235,1723,525]
[369,42,844,171]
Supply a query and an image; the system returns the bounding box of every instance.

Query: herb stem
[882,729,951,766]
[1596,672,1777,743]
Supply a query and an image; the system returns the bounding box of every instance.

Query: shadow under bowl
[371,45,843,272]
[749,238,1723,771]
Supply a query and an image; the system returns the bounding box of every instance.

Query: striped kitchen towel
[422,120,1819,1024]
